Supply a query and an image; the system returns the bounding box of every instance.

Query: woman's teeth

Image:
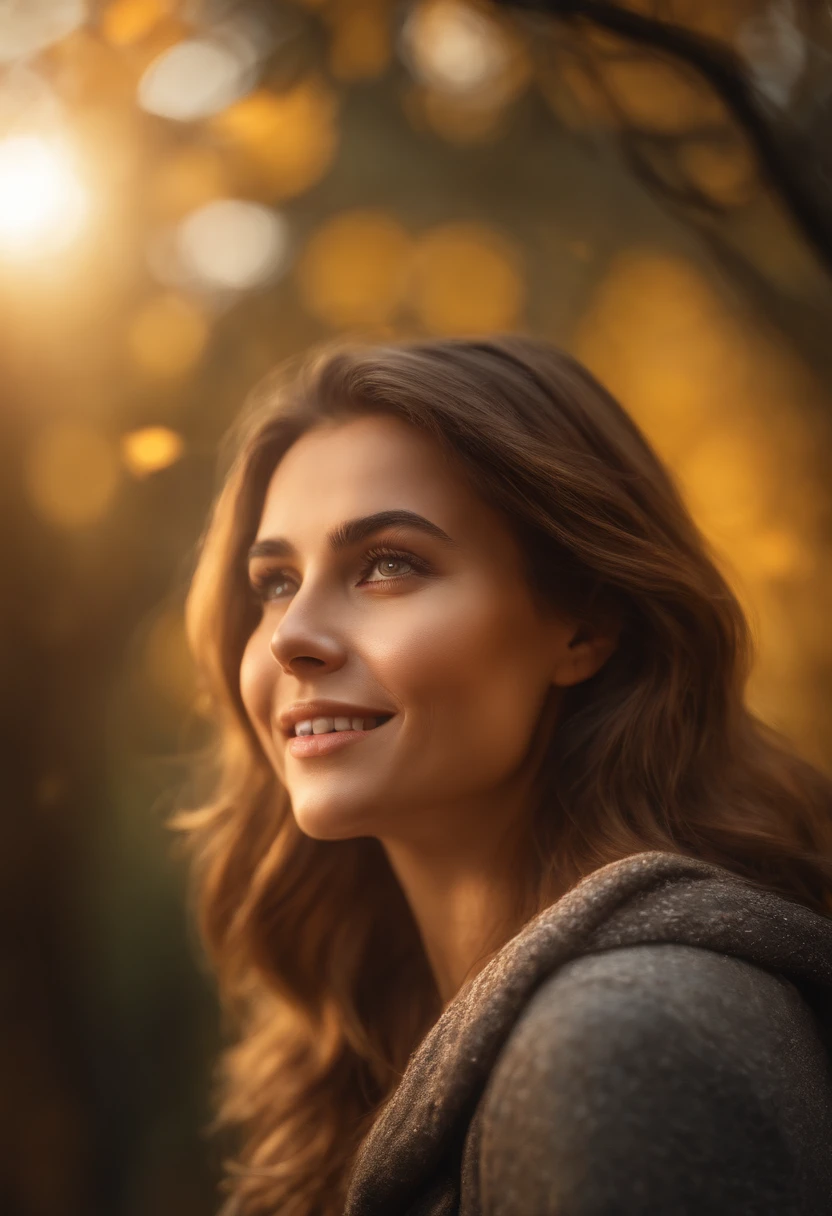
[294,716,380,737]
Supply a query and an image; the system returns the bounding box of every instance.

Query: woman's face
[240,412,609,846]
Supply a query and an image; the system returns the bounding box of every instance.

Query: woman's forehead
[253,413,517,561]
[258,416,472,526]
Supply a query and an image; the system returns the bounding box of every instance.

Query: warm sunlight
[0,134,88,257]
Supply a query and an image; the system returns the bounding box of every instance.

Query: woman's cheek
[404,579,486,667]
[382,589,503,721]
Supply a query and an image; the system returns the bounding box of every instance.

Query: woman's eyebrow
[247,509,457,563]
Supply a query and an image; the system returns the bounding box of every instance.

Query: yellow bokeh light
[100,0,171,48]
[127,293,209,378]
[573,247,832,760]
[678,431,769,535]
[402,0,526,99]
[25,422,120,529]
[45,29,137,107]
[0,135,88,257]
[0,0,86,60]
[401,0,530,143]
[176,199,289,292]
[744,527,812,582]
[138,36,256,122]
[122,427,184,477]
[408,222,525,334]
[574,251,740,464]
[296,209,413,327]
[211,81,339,200]
[114,14,192,77]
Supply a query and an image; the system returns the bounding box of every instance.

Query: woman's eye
[249,548,425,604]
[363,555,414,582]
[250,572,293,602]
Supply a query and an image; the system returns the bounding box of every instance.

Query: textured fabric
[343,850,832,1216]
[472,945,832,1214]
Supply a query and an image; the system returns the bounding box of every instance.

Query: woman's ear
[551,617,620,688]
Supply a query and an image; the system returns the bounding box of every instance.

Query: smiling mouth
[285,714,397,758]
[288,713,395,738]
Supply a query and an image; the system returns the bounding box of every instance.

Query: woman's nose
[268,599,347,676]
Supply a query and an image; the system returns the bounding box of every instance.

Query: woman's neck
[381,798,562,1007]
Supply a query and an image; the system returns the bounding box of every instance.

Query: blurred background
[1,1,831,1213]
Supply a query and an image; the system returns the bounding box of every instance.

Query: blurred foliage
[0,0,831,1213]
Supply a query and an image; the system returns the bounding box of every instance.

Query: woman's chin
[290,802,379,842]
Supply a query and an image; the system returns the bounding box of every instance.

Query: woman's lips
[286,717,394,759]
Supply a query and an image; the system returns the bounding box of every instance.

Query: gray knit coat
[343,850,832,1215]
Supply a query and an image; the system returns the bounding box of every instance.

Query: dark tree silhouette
[498,0,832,276]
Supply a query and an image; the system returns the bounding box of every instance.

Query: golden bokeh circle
[408,221,525,333]
[296,209,413,327]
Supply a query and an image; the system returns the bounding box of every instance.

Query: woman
[174,335,832,1216]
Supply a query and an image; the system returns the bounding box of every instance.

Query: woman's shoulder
[509,939,818,1049]
[477,943,832,1215]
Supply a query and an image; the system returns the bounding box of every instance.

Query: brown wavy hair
[171,334,832,1216]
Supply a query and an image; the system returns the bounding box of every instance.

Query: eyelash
[248,545,431,604]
